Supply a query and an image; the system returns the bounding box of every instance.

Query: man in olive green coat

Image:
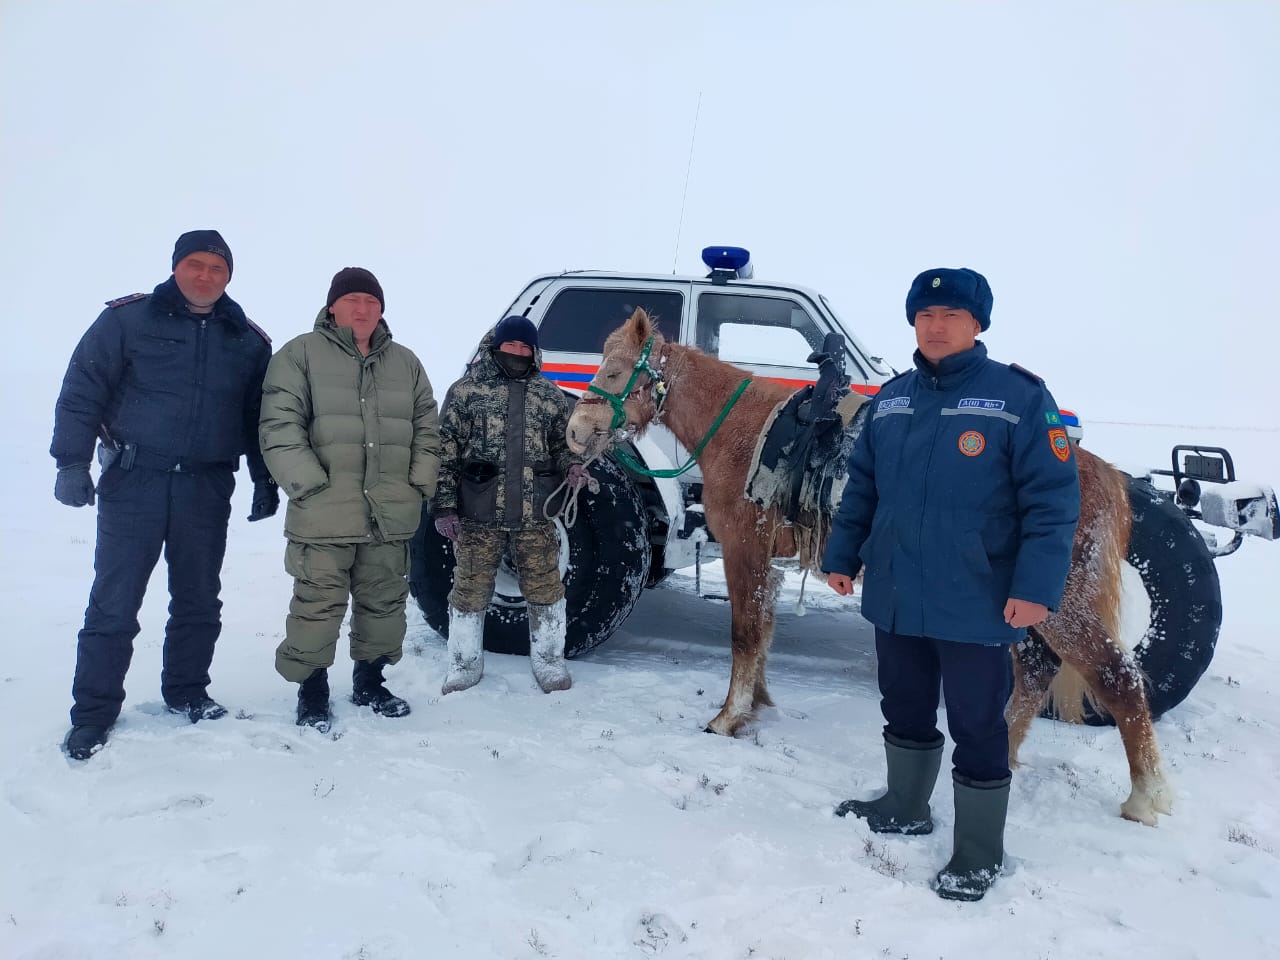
[260,267,441,730]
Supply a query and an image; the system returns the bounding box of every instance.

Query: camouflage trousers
[274,539,410,683]
[449,521,565,613]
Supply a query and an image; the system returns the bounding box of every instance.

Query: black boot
[352,657,411,717]
[65,724,111,761]
[296,668,332,732]
[165,693,228,724]
[934,772,1012,902]
[836,733,944,835]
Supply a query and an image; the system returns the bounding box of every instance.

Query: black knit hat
[905,268,993,331]
[326,267,385,312]
[172,229,233,278]
[492,315,539,349]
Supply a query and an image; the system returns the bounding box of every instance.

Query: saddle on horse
[744,333,870,521]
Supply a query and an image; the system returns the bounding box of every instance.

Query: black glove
[247,479,280,522]
[434,510,460,541]
[54,464,95,508]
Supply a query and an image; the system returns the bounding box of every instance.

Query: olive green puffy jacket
[260,309,441,543]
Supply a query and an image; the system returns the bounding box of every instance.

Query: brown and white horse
[567,308,1172,824]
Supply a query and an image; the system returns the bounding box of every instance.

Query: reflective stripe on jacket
[822,341,1081,643]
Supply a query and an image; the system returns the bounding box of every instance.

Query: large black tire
[409,455,651,658]
[1068,475,1222,725]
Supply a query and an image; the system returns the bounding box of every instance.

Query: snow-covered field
[2,423,1277,960]
[4,3,1279,956]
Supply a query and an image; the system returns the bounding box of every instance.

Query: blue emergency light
[701,245,754,281]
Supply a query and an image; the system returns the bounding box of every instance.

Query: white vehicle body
[499,262,1080,575]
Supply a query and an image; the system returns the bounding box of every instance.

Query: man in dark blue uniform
[51,230,279,761]
[824,267,1080,901]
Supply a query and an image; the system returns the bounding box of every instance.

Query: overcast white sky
[2,1,1277,441]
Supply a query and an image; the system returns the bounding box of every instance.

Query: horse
[567,307,1172,825]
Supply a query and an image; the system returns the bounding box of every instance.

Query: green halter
[586,335,667,432]
[586,335,751,479]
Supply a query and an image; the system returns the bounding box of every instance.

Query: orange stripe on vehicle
[542,362,600,374]
[758,375,881,395]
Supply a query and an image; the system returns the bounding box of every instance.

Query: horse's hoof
[1120,796,1159,827]
[704,717,737,737]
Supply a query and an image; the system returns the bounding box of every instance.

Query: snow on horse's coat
[567,308,1170,823]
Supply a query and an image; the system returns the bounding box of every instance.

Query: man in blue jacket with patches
[823,267,1079,901]
[50,230,278,761]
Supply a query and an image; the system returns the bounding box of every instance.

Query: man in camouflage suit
[433,315,588,694]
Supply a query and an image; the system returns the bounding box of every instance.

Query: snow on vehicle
[409,247,1279,721]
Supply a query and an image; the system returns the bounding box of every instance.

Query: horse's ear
[625,307,654,347]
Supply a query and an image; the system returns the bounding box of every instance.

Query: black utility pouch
[532,459,562,507]
[458,461,499,521]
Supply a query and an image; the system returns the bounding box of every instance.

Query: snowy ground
[2,424,1278,960]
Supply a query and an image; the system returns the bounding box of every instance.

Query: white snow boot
[442,607,485,695]
[529,599,572,693]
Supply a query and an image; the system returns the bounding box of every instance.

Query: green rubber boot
[934,772,1011,902]
[835,733,944,835]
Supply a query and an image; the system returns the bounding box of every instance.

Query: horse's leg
[1039,617,1172,825]
[1006,630,1060,767]
[706,536,773,736]
[751,567,783,710]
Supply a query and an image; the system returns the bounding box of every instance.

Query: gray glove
[434,511,460,541]
[566,462,590,490]
[55,464,95,508]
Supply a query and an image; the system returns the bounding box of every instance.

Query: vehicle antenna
[671,91,702,275]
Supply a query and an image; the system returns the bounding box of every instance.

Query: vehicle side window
[697,293,824,367]
[539,288,683,353]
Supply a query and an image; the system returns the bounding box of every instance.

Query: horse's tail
[1046,664,1093,724]
[1080,448,1131,650]
[1046,445,1136,722]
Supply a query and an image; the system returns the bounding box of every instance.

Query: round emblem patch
[958,430,985,457]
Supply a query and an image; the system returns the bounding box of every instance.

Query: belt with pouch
[101,441,233,474]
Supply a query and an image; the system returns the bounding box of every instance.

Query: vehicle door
[691,286,839,389]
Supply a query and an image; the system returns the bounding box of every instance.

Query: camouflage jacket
[436,333,574,528]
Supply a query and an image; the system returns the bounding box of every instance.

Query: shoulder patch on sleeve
[104,292,147,309]
[244,317,272,345]
[1009,362,1044,384]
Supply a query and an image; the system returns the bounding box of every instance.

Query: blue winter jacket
[50,277,272,480]
[822,342,1080,644]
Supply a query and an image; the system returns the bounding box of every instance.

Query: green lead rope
[613,376,752,479]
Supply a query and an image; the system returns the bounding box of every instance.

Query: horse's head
[567,307,668,457]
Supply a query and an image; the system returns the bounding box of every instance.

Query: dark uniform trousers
[72,464,234,727]
[449,520,564,613]
[875,628,1014,783]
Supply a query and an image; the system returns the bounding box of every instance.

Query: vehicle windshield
[820,294,893,376]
